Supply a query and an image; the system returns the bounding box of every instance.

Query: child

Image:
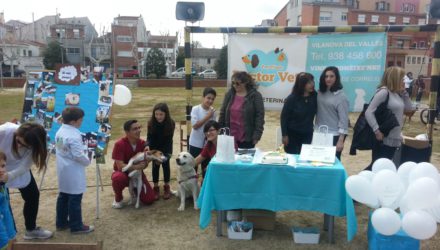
[194,120,220,180]
[0,151,16,250]
[147,103,175,200]
[189,87,217,174]
[55,107,94,234]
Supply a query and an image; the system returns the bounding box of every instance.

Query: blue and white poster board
[21,66,113,164]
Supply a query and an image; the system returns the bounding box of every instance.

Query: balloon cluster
[345,158,439,240]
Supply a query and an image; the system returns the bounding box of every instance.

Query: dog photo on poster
[20,64,113,164]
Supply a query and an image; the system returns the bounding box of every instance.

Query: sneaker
[153,186,160,201]
[112,199,123,209]
[71,225,94,234]
[24,227,53,240]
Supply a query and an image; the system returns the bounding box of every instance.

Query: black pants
[189,145,209,175]
[152,157,170,183]
[365,140,397,171]
[18,172,39,231]
[284,132,313,155]
[237,141,255,149]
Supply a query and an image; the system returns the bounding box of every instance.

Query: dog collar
[178,175,198,184]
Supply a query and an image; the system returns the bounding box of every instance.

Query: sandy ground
[8,113,440,250]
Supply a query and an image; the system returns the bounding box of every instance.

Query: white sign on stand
[299,144,336,164]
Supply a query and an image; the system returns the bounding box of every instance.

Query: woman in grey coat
[218,71,265,149]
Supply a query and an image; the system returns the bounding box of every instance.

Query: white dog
[122,150,166,208]
[175,152,200,211]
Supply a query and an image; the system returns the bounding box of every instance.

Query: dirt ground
[8,110,440,250]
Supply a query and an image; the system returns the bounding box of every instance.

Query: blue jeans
[56,192,83,232]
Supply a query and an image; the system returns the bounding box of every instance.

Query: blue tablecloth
[197,156,357,242]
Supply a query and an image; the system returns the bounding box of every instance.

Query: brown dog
[122,150,166,208]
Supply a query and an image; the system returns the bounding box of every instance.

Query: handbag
[349,90,399,155]
[312,125,334,146]
[216,128,236,163]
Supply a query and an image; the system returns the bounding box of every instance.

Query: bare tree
[0,33,21,78]
[88,26,111,69]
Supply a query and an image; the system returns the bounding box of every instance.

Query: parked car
[2,70,25,77]
[170,67,196,78]
[122,69,139,77]
[198,69,217,79]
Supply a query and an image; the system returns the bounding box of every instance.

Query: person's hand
[375,130,384,141]
[208,107,216,118]
[336,139,344,152]
[282,136,289,146]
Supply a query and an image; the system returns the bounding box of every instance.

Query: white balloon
[345,175,380,208]
[372,169,404,208]
[358,170,375,182]
[425,195,440,223]
[371,208,401,236]
[402,210,437,240]
[406,177,439,210]
[399,194,410,215]
[114,84,132,106]
[408,162,438,183]
[372,158,396,173]
[397,161,417,189]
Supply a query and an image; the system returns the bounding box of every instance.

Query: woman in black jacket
[280,72,317,154]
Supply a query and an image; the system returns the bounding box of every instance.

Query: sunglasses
[232,80,245,86]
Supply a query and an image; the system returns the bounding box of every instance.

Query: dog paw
[178,205,185,211]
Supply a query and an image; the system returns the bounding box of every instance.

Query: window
[371,15,379,24]
[389,16,396,24]
[294,0,298,7]
[73,29,80,39]
[411,57,416,64]
[320,11,332,22]
[422,57,426,64]
[417,57,421,64]
[403,17,410,24]
[341,13,347,21]
[358,14,366,24]
[117,51,132,57]
[411,42,417,49]
[406,57,411,64]
[419,41,426,48]
[376,1,386,11]
[28,50,32,57]
[23,49,26,56]
[91,47,97,58]
[56,28,65,39]
[401,3,416,13]
[418,19,426,25]
[117,35,133,43]
[66,48,80,54]
[207,58,211,64]
[396,40,404,48]
[297,15,302,26]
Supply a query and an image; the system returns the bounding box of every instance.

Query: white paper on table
[252,148,263,164]
[299,144,336,164]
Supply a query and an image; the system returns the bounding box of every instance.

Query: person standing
[315,66,349,160]
[0,122,53,239]
[189,87,217,174]
[147,103,175,200]
[364,66,414,170]
[111,120,155,209]
[55,107,93,233]
[280,72,317,154]
[403,72,414,98]
[218,71,265,149]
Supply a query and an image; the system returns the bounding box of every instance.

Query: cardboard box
[292,227,320,244]
[227,221,253,240]
[402,135,430,149]
[242,209,276,231]
[368,213,419,250]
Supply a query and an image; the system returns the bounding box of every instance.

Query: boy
[189,87,217,173]
[55,107,94,233]
[0,151,16,249]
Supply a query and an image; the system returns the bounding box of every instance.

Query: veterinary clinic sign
[228,33,387,111]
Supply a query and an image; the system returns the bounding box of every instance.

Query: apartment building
[111,15,149,76]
